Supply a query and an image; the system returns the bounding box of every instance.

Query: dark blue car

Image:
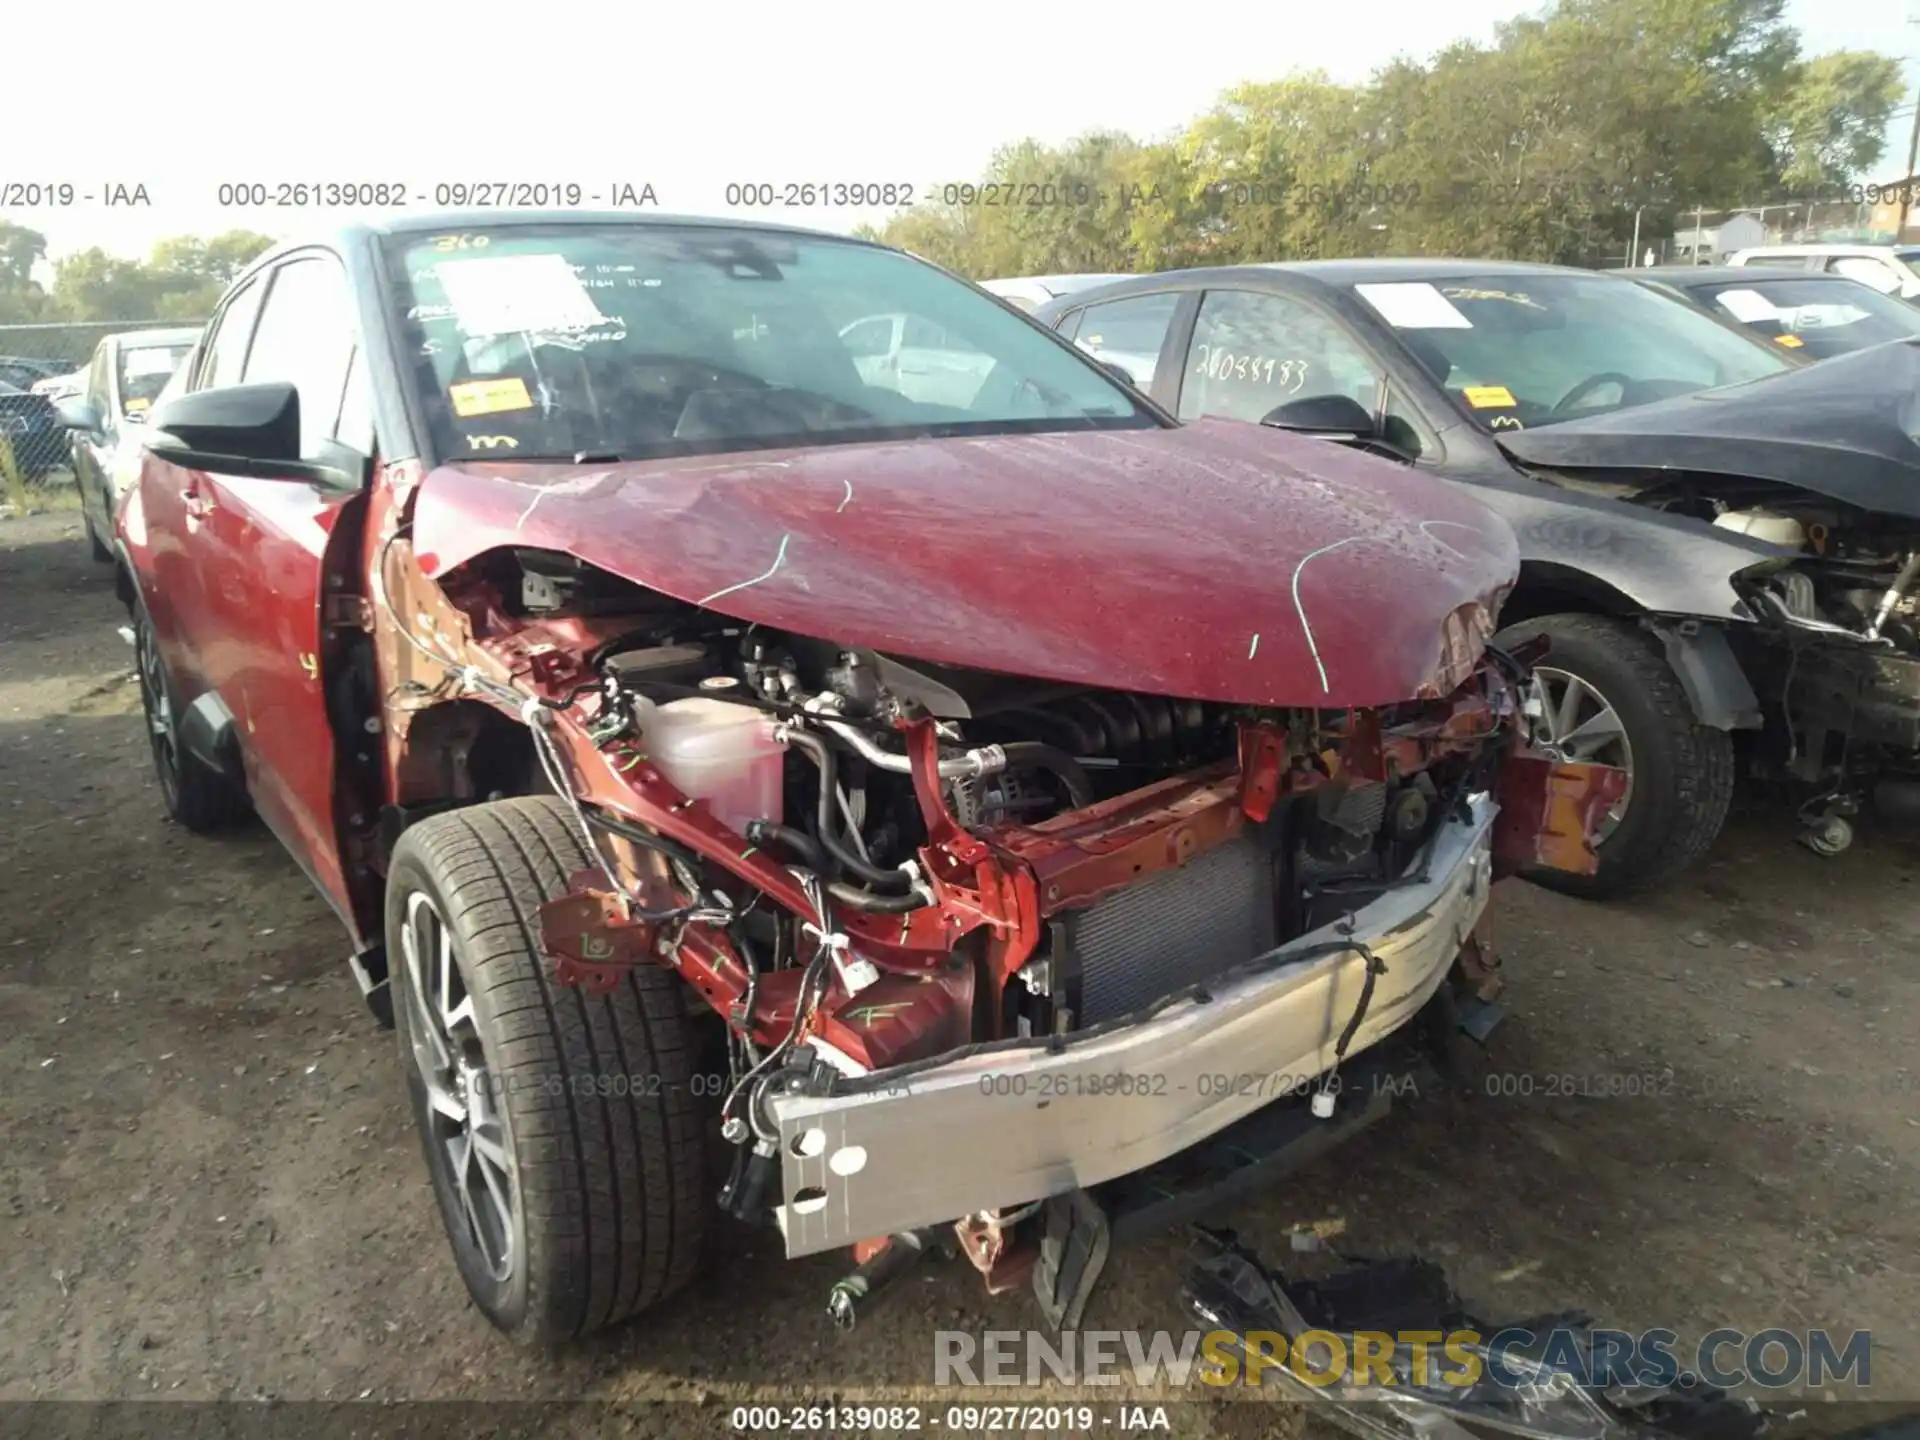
[0,381,66,479]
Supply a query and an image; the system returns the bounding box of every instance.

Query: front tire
[1496,613,1733,899]
[386,797,707,1344]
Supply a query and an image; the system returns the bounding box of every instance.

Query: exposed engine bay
[371,527,1621,1317]
[1551,469,1920,826]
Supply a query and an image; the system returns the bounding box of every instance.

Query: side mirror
[1259,392,1377,440]
[55,397,103,435]
[1098,360,1140,389]
[145,382,355,486]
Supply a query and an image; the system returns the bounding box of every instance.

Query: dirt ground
[3,507,1917,1437]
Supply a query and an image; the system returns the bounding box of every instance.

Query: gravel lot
[3,507,1916,1437]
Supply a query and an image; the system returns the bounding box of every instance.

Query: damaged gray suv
[1037,261,1920,892]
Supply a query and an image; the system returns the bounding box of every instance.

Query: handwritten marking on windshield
[837,479,853,514]
[696,533,792,608]
[1248,633,1261,660]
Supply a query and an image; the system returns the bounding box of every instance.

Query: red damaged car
[103,213,1621,1342]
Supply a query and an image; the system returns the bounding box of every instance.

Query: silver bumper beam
[769,795,1499,1257]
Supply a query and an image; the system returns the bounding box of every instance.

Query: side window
[335,348,376,455]
[1826,257,1901,294]
[1381,384,1437,462]
[1179,290,1382,423]
[1072,292,1179,387]
[86,342,112,410]
[241,258,360,456]
[201,278,265,391]
[840,316,894,358]
[1054,308,1085,342]
[903,315,954,349]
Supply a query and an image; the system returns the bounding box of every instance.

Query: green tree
[1768,51,1906,187]
[863,0,1903,276]
[46,229,276,322]
[0,221,52,323]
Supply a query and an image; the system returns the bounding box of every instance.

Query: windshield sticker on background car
[123,397,151,413]
[123,348,181,376]
[1353,282,1473,329]
[449,377,537,418]
[1440,287,1547,311]
[1775,334,1806,348]
[434,254,610,338]
[1712,288,1783,324]
[1461,385,1518,409]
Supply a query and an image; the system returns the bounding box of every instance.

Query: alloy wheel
[134,617,181,811]
[1527,665,1635,843]
[399,890,518,1282]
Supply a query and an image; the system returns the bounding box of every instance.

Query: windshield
[116,341,194,416]
[1897,248,1920,282]
[1688,277,1920,359]
[1350,273,1791,431]
[384,224,1151,464]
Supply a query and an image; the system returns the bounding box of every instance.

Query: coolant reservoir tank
[1713,508,1806,548]
[630,697,785,836]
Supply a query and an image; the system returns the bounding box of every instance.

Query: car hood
[1494,338,1920,520]
[411,419,1519,709]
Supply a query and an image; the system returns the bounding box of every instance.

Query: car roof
[1636,264,1863,285]
[1732,243,1895,257]
[251,210,880,270]
[1260,257,1594,283]
[1034,258,1612,314]
[114,327,203,346]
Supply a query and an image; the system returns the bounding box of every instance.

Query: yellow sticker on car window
[1775,334,1805,348]
[449,377,534,418]
[1462,385,1518,409]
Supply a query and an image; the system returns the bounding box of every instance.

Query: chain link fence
[0,319,208,516]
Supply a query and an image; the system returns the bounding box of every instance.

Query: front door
[192,253,374,927]
[137,275,268,704]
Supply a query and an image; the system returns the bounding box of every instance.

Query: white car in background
[839,312,997,408]
[1727,243,1920,303]
[32,368,88,402]
[979,273,1139,314]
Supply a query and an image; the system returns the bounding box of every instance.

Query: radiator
[1066,837,1278,1024]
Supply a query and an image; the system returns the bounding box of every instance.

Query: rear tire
[1496,613,1733,899]
[132,601,247,832]
[84,509,112,564]
[386,796,708,1344]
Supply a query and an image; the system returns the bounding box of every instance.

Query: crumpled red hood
[411,418,1518,709]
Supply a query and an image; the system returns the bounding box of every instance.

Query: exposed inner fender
[1643,620,1763,731]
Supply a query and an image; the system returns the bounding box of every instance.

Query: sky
[5,0,1914,265]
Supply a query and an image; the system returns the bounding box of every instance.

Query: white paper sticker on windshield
[1354,282,1473,329]
[1713,288,1782,324]
[435,254,610,336]
[122,347,181,376]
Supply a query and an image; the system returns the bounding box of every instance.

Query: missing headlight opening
[372,517,1625,1329]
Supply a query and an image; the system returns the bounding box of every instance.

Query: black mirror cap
[1260,392,1376,437]
[1098,360,1140,389]
[147,382,302,466]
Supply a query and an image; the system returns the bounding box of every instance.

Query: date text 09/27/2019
[211,182,660,209]
[728,1403,1172,1432]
